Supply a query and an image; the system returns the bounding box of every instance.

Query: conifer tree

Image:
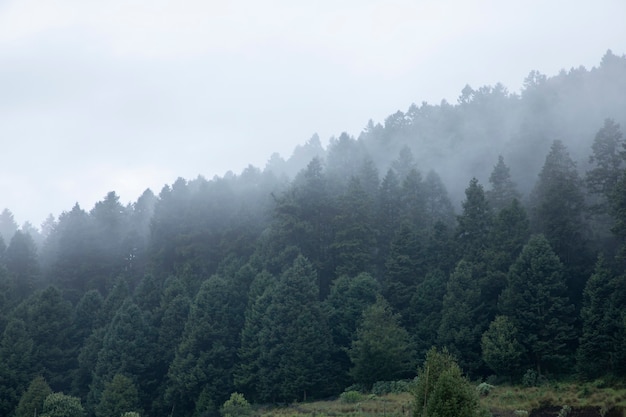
[576,257,626,379]
[348,296,414,387]
[236,256,333,402]
[15,376,52,417]
[531,140,591,307]
[437,260,487,375]
[487,156,521,212]
[499,235,576,374]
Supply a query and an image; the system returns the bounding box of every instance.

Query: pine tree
[531,140,591,307]
[236,256,334,402]
[487,156,521,212]
[456,178,493,260]
[95,374,140,417]
[348,296,414,387]
[323,272,379,388]
[332,177,376,277]
[576,257,625,379]
[499,235,576,374]
[437,260,487,375]
[481,315,525,378]
[15,376,52,417]
[413,347,481,417]
[0,318,34,416]
[165,275,243,416]
[383,223,424,319]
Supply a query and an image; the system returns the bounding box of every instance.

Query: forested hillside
[1,50,625,417]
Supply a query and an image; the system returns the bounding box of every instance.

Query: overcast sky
[1,0,625,227]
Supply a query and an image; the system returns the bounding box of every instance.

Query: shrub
[220,393,252,417]
[372,380,410,395]
[339,390,362,403]
[476,382,495,396]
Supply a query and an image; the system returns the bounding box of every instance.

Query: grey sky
[1,0,625,227]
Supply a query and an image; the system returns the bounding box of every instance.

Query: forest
[0,50,625,417]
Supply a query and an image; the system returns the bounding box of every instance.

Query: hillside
[0,51,625,417]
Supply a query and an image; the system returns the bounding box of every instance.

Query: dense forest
[1,50,626,417]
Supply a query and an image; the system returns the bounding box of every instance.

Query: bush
[220,393,252,417]
[339,390,362,403]
[371,380,410,395]
[476,382,494,396]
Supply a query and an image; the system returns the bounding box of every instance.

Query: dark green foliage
[332,177,377,277]
[456,178,493,260]
[481,316,525,378]
[95,374,140,417]
[576,257,626,378]
[499,235,576,375]
[531,140,592,307]
[220,392,252,417]
[437,260,488,375]
[348,296,414,387]
[324,273,379,387]
[24,286,74,392]
[413,347,481,417]
[408,269,447,359]
[236,256,334,402]
[0,318,34,416]
[91,300,157,413]
[166,274,243,416]
[383,223,424,319]
[41,393,85,417]
[15,376,52,417]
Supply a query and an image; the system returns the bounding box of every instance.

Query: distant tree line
[0,51,625,417]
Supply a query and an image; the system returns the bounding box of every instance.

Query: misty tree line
[0,51,625,417]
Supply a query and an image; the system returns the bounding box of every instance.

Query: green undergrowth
[254,381,626,417]
[480,380,626,414]
[257,393,413,417]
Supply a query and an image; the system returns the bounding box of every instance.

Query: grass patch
[254,381,626,417]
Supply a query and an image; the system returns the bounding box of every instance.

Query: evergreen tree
[456,178,493,260]
[481,315,525,378]
[5,230,40,300]
[24,286,74,392]
[41,393,85,417]
[408,269,447,359]
[531,140,591,307]
[423,171,456,229]
[236,256,334,402]
[348,296,414,387]
[0,318,34,416]
[165,275,243,416]
[487,156,521,212]
[324,272,379,388]
[15,376,52,417]
[413,347,481,417]
[437,260,487,375]
[400,169,428,233]
[576,257,625,379]
[499,235,576,374]
[0,208,18,244]
[91,300,157,414]
[332,177,376,277]
[95,374,140,417]
[383,223,424,319]
[376,169,403,268]
[586,119,624,211]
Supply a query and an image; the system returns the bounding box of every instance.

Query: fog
[1,0,625,226]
